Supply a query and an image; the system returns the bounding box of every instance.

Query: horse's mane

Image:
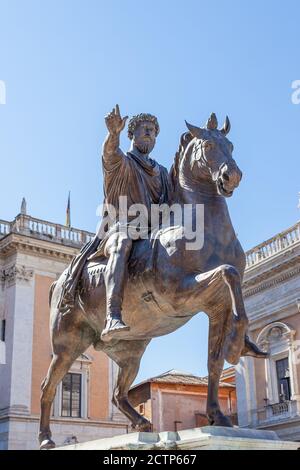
[169,132,193,193]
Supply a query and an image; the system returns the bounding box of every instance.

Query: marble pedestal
[56,426,300,450]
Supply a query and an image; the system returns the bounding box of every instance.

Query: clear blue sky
[0,0,299,382]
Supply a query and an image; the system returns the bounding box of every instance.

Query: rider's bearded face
[132,121,156,155]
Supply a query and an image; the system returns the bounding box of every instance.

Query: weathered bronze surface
[39,107,267,449]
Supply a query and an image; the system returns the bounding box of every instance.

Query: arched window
[257,322,298,406]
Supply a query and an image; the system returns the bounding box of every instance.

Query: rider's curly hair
[127,113,160,140]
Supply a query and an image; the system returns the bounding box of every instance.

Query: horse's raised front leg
[104,339,151,431]
[178,265,248,364]
[219,265,249,364]
[174,265,251,425]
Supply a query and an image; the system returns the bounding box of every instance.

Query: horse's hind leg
[104,339,151,431]
[39,319,94,449]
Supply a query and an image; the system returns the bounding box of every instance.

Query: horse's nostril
[223,172,229,182]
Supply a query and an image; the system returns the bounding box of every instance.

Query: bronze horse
[39,114,266,449]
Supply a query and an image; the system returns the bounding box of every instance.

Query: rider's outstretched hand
[105,104,128,135]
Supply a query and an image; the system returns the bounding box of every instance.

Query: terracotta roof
[131,369,235,390]
[203,366,236,384]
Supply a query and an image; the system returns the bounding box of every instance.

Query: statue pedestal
[55,426,299,450]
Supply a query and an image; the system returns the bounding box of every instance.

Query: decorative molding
[257,321,296,351]
[0,405,30,418]
[77,353,93,364]
[243,261,300,298]
[0,236,78,262]
[255,321,299,410]
[1,264,34,286]
[248,303,299,332]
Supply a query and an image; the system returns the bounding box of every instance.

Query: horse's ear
[220,116,231,135]
[185,120,205,139]
[206,113,218,130]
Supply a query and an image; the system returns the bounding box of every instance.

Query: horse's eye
[203,141,214,152]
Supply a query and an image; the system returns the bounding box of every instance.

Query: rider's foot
[101,317,130,342]
[241,335,269,359]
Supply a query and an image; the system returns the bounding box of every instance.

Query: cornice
[243,255,300,297]
[0,412,128,428]
[248,302,299,331]
[0,233,79,262]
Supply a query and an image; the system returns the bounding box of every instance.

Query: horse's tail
[49,281,57,307]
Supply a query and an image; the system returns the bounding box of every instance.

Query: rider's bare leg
[101,232,132,341]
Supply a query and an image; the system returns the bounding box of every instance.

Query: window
[276,358,291,402]
[61,373,82,417]
[1,320,5,342]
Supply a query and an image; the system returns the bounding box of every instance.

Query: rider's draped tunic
[97,149,170,251]
[57,149,170,310]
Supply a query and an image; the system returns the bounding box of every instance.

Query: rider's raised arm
[102,105,128,168]
[102,130,125,166]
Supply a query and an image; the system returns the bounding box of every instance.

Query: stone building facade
[0,211,128,450]
[129,368,237,432]
[236,220,300,441]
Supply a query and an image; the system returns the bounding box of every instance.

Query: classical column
[1,264,35,415]
[236,357,257,427]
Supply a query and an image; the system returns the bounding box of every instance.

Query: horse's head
[184,113,242,197]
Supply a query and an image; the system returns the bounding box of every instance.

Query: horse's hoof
[208,412,233,428]
[138,422,152,432]
[241,336,269,359]
[132,419,152,432]
[40,438,56,450]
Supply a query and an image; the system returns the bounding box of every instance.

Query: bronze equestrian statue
[39,108,267,449]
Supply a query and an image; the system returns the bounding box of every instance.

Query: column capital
[1,264,34,287]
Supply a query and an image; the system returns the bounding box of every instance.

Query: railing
[245,221,300,269]
[0,214,94,247]
[269,401,289,416]
[252,400,299,426]
[2,215,299,261]
[0,220,11,237]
